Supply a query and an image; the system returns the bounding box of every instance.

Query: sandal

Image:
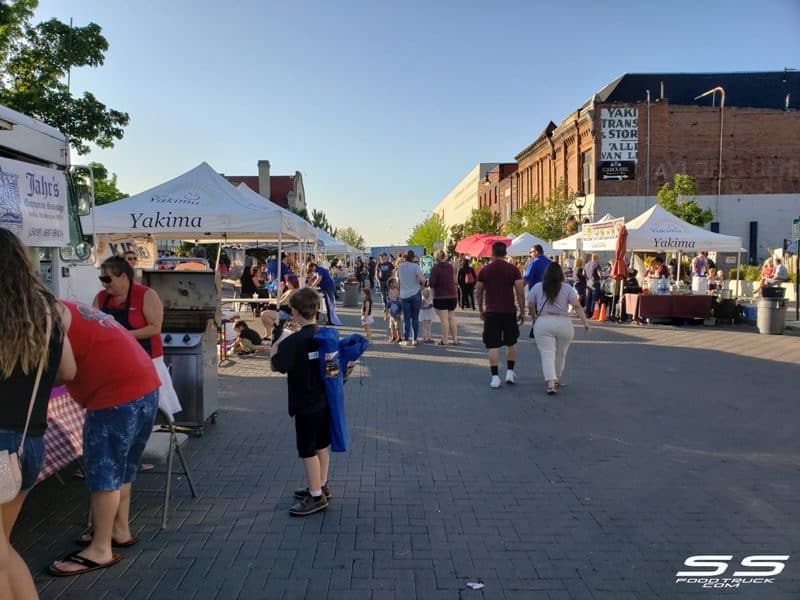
[546,383,558,395]
[76,533,139,548]
[49,552,122,577]
[436,340,446,345]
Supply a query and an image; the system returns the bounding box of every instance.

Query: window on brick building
[582,150,593,194]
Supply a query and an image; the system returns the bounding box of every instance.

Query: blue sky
[35,0,800,245]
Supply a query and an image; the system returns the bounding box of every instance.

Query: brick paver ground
[13,304,800,599]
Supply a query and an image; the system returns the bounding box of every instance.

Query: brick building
[223,159,307,212]
[513,72,800,259]
[478,163,518,223]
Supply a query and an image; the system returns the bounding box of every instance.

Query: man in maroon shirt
[476,242,526,388]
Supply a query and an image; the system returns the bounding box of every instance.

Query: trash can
[343,282,360,307]
[756,298,787,334]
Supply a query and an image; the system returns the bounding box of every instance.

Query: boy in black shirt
[270,288,331,516]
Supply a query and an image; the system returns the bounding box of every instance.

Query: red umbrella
[611,224,629,280]
[455,234,511,257]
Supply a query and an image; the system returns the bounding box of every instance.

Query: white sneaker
[505,370,516,385]
[490,375,502,389]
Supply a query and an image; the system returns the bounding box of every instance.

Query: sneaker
[505,370,516,385]
[294,484,332,500]
[289,493,328,516]
[490,375,502,389]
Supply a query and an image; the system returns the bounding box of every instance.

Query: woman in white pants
[527,263,590,395]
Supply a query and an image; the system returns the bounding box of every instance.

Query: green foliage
[87,162,127,206]
[446,223,464,256]
[657,174,713,227]
[311,209,336,235]
[503,180,573,242]
[463,206,501,236]
[336,226,365,250]
[290,206,309,221]
[407,213,447,254]
[0,4,129,154]
[726,265,762,281]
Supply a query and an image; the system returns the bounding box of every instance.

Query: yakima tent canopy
[93,162,315,243]
[624,204,742,252]
[235,183,316,241]
[507,232,555,257]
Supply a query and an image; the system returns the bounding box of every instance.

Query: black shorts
[433,297,457,311]
[294,405,331,458]
[482,312,519,349]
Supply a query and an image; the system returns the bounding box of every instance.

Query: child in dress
[383,278,402,343]
[361,288,374,342]
[419,286,435,343]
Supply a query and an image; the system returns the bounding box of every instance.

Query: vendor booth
[612,205,744,323]
[507,232,555,257]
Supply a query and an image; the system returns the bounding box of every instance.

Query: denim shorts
[0,429,45,492]
[83,391,158,492]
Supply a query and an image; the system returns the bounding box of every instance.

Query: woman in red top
[93,256,181,417]
[49,301,160,577]
[94,256,163,358]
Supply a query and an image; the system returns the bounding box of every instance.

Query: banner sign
[0,156,69,246]
[582,217,625,251]
[598,107,638,181]
[96,234,157,269]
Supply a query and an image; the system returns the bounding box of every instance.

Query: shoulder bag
[0,306,51,503]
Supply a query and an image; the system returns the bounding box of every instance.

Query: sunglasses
[125,256,137,262]
[98,275,113,284]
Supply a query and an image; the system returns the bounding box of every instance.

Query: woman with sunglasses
[93,257,180,417]
[94,256,163,359]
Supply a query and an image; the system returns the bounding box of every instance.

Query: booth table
[38,387,85,483]
[624,293,713,323]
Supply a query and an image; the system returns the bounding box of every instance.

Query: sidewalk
[14,305,800,599]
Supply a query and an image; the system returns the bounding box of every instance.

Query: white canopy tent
[552,213,617,251]
[507,232,555,257]
[93,162,315,244]
[624,204,742,252]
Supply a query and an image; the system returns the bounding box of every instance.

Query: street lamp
[573,191,587,223]
[694,85,725,221]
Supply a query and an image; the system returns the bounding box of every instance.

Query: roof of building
[225,175,258,192]
[515,121,557,160]
[221,174,296,208]
[594,72,800,109]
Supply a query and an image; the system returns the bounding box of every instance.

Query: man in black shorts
[475,242,526,389]
[270,287,331,516]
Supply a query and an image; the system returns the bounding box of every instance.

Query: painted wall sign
[598,107,638,181]
[0,156,68,246]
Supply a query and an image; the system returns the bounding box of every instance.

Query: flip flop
[49,552,122,577]
[76,533,139,548]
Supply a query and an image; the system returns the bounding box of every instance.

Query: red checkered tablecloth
[37,386,85,482]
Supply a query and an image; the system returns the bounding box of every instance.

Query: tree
[463,206,501,236]
[0,3,129,154]
[447,223,464,257]
[311,208,336,235]
[336,226,365,250]
[87,162,127,206]
[407,213,447,254]
[503,180,573,242]
[290,206,309,221]
[657,174,713,227]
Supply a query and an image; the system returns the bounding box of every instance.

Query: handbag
[0,306,51,503]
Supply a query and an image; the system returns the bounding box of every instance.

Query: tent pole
[277,229,282,294]
[215,238,223,271]
[735,251,741,298]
